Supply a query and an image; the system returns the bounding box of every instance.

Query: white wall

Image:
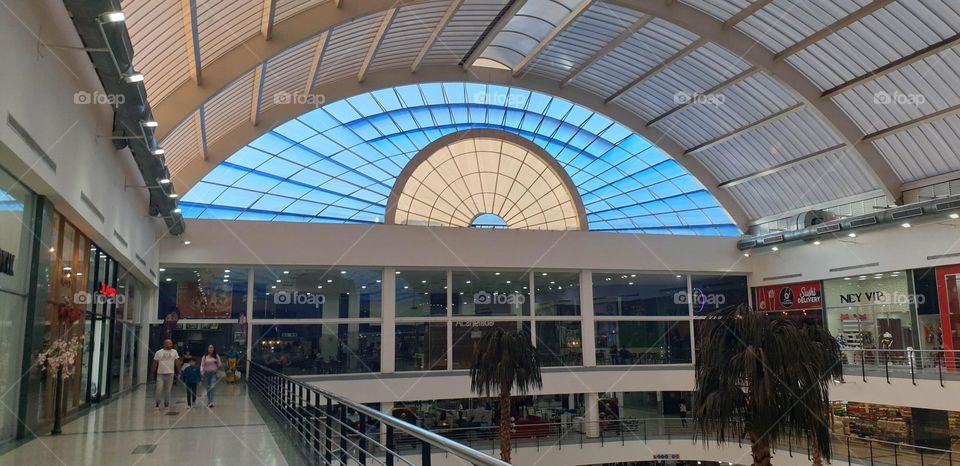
[0,0,163,285]
[160,220,752,273]
[750,218,960,287]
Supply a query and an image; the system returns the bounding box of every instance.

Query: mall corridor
[2,384,295,466]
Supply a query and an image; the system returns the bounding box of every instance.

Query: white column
[381,267,396,374]
[446,270,453,370]
[246,268,255,377]
[529,271,536,346]
[687,274,696,366]
[380,401,394,446]
[585,393,600,438]
[580,270,596,367]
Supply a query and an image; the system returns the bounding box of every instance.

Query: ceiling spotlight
[168,193,178,198]
[847,232,857,238]
[152,148,165,156]
[183,240,191,245]
[813,240,821,245]
[283,270,289,274]
[950,213,960,219]
[99,11,126,23]
[165,277,172,282]
[224,269,230,273]
[123,73,145,83]
[843,277,851,280]
[159,268,166,272]
[172,208,182,214]
[159,178,171,184]
[771,246,779,251]
[743,252,750,257]
[675,274,682,278]
[140,119,158,128]
[901,222,911,228]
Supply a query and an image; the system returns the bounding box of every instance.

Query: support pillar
[580,270,596,367]
[585,393,600,438]
[381,267,396,374]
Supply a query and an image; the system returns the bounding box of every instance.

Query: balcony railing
[247,363,510,466]
[841,348,960,385]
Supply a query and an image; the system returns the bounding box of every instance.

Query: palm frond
[469,328,543,397]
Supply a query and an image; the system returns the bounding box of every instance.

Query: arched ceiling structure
[119,0,960,231]
[177,84,738,235]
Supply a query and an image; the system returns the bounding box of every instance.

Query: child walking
[181,358,201,409]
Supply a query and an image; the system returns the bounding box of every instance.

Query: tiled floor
[0,382,292,466]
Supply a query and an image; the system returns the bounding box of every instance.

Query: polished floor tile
[0,382,290,466]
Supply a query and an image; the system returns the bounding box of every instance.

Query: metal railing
[388,417,958,465]
[841,348,960,386]
[248,363,509,466]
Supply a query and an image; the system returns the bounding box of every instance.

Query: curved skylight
[180,82,738,235]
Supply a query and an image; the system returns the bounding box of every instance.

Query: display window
[823,272,918,362]
[934,264,960,370]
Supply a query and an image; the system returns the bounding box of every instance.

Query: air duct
[738,193,960,251]
[61,0,185,236]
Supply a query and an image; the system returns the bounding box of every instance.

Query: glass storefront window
[251,324,381,374]
[0,166,34,443]
[594,273,688,316]
[691,275,748,315]
[396,322,447,371]
[595,321,692,365]
[535,271,580,316]
[159,267,247,319]
[824,273,917,356]
[451,271,529,316]
[451,321,528,369]
[535,321,582,366]
[253,268,381,319]
[396,270,447,318]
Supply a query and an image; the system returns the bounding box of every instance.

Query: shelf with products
[832,401,912,444]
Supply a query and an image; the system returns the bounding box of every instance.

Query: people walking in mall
[679,401,688,427]
[200,344,222,408]
[181,358,201,409]
[152,339,180,412]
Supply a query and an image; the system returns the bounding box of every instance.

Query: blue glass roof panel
[182,83,737,236]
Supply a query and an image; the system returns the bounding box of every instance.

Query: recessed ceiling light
[675,274,682,278]
[951,213,960,219]
[165,277,172,282]
[140,119,158,127]
[158,178,171,184]
[901,222,911,228]
[813,241,821,245]
[182,240,191,245]
[99,11,125,23]
[327,279,333,283]
[173,208,182,214]
[541,273,548,276]
[275,279,281,283]
[283,270,289,274]
[168,193,178,198]
[848,232,857,238]
[743,252,750,257]
[152,148,166,156]
[159,268,166,272]
[843,277,851,280]
[771,247,779,251]
[224,269,230,273]
[340,270,347,274]
[123,73,145,83]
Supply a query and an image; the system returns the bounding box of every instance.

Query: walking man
[679,401,688,428]
[152,339,180,412]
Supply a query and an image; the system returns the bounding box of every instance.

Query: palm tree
[694,304,841,466]
[469,327,543,463]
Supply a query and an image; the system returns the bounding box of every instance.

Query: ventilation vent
[149,269,156,278]
[815,223,841,234]
[80,191,105,223]
[829,262,880,272]
[927,252,960,261]
[135,253,146,266]
[848,216,878,228]
[739,239,758,249]
[762,234,784,245]
[890,207,923,220]
[934,199,960,212]
[6,114,56,171]
[763,273,803,281]
[113,230,128,249]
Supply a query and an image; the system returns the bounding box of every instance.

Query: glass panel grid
[182,83,737,235]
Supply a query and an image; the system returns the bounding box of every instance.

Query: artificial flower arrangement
[37,336,84,379]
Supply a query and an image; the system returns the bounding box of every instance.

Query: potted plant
[37,335,84,435]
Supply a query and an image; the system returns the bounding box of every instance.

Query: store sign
[0,248,14,276]
[98,282,118,299]
[652,454,680,460]
[454,321,494,327]
[755,281,822,312]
